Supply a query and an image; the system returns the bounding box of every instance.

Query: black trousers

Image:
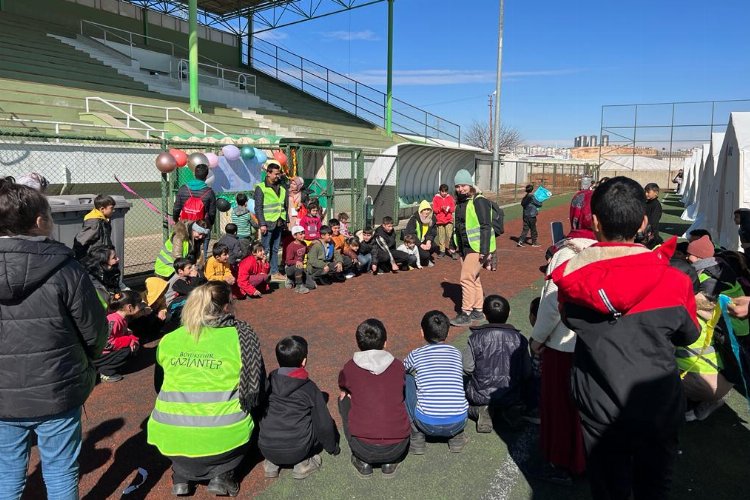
[285,265,315,287]
[519,216,538,244]
[581,417,678,500]
[373,249,411,272]
[338,397,408,465]
[417,245,437,266]
[93,347,134,376]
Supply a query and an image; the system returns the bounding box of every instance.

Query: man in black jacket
[552,177,699,500]
[643,182,663,248]
[371,216,411,273]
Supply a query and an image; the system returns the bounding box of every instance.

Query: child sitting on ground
[164,257,206,332]
[300,199,322,243]
[329,218,346,254]
[404,311,469,454]
[204,243,236,285]
[260,336,340,480]
[94,290,141,382]
[338,319,411,477]
[338,212,351,237]
[217,223,244,265]
[462,295,532,432]
[306,226,345,285]
[284,225,314,294]
[74,194,115,266]
[356,228,375,273]
[237,242,272,297]
[397,234,422,269]
[343,236,362,276]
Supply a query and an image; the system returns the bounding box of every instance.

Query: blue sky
[252,0,750,145]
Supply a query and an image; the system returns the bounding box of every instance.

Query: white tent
[715,112,750,250]
[680,148,701,207]
[682,143,712,221]
[677,155,692,197]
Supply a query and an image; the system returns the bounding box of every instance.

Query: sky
[250,0,750,146]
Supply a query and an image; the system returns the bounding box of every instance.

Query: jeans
[519,216,538,244]
[261,225,283,275]
[0,407,82,500]
[357,253,372,272]
[404,374,466,438]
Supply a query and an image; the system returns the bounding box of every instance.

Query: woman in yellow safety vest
[147,281,265,496]
[154,220,209,278]
[450,169,496,327]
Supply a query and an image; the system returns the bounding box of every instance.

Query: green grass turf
[258,191,750,499]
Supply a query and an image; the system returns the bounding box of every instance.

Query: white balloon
[206,170,216,187]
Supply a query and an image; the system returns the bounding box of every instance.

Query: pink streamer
[114,175,174,226]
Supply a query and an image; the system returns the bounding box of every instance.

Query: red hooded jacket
[237,255,270,295]
[432,193,456,226]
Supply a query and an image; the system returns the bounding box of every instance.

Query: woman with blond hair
[148,281,265,497]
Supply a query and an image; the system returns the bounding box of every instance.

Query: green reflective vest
[455,195,497,254]
[147,325,253,458]
[677,304,722,375]
[257,183,287,223]
[154,237,189,278]
[698,272,749,337]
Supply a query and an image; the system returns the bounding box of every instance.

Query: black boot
[409,423,426,455]
[350,454,373,477]
[207,471,239,497]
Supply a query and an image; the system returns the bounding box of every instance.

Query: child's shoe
[469,309,486,323]
[450,311,471,327]
[284,279,294,289]
[263,460,280,478]
[381,462,399,477]
[409,424,426,455]
[350,455,373,477]
[447,431,468,453]
[292,455,322,480]
[100,373,124,383]
[295,284,310,294]
[476,406,493,433]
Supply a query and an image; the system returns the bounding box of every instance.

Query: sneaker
[449,251,459,260]
[207,471,240,497]
[531,243,541,248]
[469,309,486,323]
[284,279,294,289]
[100,374,124,383]
[350,455,373,477]
[476,406,493,433]
[448,431,469,453]
[450,312,472,327]
[345,272,356,279]
[292,455,322,480]
[295,285,310,294]
[528,462,573,487]
[427,261,435,267]
[381,462,399,477]
[694,399,725,421]
[522,407,541,425]
[409,425,426,455]
[685,409,697,422]
[271,272,287,282]
[263,459,280,479]
[516,241,525,247]
[171,482,190,496]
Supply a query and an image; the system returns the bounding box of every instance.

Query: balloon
[240,146,255,160]
[204,152,219,168]
[169,149,188,167]
[216,198,231,212]
[222,145,241,161]
[155,152,177,173]
[188,152,209,170]
[273,150,288,166]
[205,170,215,187]
[254,148,267,164]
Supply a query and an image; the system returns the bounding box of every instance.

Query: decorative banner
[114,175,174,226]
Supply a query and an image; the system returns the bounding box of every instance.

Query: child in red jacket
[94,290,142,382]
[432,184,456,258]
[237,242,271,297]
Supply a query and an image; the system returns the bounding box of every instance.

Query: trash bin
[47,194,132,272]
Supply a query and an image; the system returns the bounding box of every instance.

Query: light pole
[488,92,494,150]
[492,0,505,194]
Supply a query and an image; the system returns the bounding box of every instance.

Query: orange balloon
[169,148,188,167]
[273,150,288,166]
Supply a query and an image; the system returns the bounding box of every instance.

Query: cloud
[349,68,582,86]
[255,30,288,42]
[322,30,380,41]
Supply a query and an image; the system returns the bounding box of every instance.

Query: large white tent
[680,148,701,207]
[677,155,691,196]
[714,112,750,250]
[685,134,725,232]
[682,142,712,221]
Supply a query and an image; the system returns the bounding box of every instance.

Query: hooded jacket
[403,201,438,243]
[338,351,411,445]
[521,193,542,218]
[172,180,217,228]
[432,193,456,225]
[259,368,339,465]
[552,238,699,431]
[73,208,113,265]
[0,237,108,418]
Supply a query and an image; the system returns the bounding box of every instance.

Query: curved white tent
[715,112,750,250]
[680,148,701,208]
[684,134,724,233]
[682,143,711,221]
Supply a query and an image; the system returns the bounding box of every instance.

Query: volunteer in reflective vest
[450,169,496,327]
[154,220,209,278]
[147,281,265,497]
[403,200,438,267]
[254,161,288,278]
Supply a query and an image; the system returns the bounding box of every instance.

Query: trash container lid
[47,194,131,212]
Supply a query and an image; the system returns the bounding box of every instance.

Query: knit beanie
[687,235,714,259]
[454,169,473,187]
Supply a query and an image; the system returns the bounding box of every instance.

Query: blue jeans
[261,224,283,275]
[357,253,372,272]
[0,407,82,500]
[405,374,466,437]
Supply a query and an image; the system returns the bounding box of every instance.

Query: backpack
[180,187,206,221]
[488,199,505,236]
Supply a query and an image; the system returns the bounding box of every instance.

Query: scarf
[214,314,265,413]
[288,177,304,210]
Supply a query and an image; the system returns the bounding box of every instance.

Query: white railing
[176,59,256,95]
[84,97,227,136]
[80,19,176,59]
[0,117,167,140]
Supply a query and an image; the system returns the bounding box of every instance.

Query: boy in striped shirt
[404,310,469,454]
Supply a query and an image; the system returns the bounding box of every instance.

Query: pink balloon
[168,148,188,167]
[273,150,288,166]
[205,152,220,168]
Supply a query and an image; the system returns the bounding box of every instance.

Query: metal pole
[491,0,504,194]
[188,0,202,113]
[142,8,149,46]
[385,0,394,136]
[667,103,675,186]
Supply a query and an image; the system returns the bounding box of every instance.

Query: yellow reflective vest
[677,304,722,375]
[147,325,253,457]
[154,237,189,278]
[455,195,496,254]
[698,272,749,337]
[257,183,287,223]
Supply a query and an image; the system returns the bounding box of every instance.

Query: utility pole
[488,93,494,150]
[385,0,394,136]
[491,0,505,192]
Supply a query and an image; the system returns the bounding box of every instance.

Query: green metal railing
[250,37,461,145]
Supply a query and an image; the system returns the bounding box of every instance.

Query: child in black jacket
[260,336,340,479]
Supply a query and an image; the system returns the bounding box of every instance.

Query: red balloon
[273,150,288,166]
[156,152,177,173]
[169,148,188,167]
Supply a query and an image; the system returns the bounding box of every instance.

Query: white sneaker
[694,399,725,421]
[345,272,355,279]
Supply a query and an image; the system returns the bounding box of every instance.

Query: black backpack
[480,196,505,236]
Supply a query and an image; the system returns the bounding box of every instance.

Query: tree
[464,120,522,152]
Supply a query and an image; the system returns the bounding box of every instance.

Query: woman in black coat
[0,179,108,499]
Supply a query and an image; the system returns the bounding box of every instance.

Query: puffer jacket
[0,236,108,418]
